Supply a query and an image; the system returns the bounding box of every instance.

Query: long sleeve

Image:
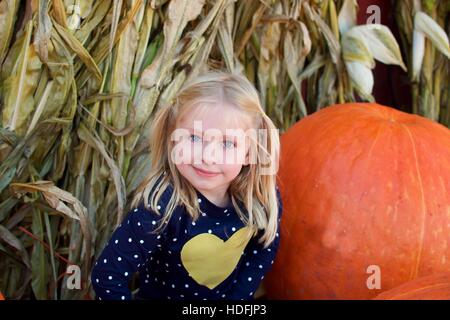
[227,188,283,300]
[90,204,166,300]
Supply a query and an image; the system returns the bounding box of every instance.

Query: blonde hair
[130,70,280,248]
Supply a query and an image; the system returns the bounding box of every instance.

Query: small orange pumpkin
[265,103,450,299]
[373,273,450,300]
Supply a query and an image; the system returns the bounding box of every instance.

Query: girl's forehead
[177,102,255,131]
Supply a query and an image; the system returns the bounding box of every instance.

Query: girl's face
[172,102,253,200]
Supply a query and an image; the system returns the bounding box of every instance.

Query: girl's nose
[202,140,221,165]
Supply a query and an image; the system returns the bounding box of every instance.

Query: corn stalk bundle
[396,0,450,126]
[0,0,407,299]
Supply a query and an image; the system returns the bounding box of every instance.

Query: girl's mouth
[192,166,221,177]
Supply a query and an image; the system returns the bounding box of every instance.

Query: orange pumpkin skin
[373,273,450,300]
[265,103,450,299]
[0,291,4,300]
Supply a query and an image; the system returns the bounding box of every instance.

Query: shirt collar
[194,189,235,218]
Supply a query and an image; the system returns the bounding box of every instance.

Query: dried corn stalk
[396,0,450,126]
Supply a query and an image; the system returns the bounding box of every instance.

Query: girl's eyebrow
[185,127,202,133]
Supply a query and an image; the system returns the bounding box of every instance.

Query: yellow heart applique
[180,226,253,289]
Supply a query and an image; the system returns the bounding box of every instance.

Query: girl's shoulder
[130,182,180,230]
[142,181,175,213]
[275,185,283,218]
[276,185,282,204]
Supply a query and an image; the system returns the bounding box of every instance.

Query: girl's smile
[192,165,221,177]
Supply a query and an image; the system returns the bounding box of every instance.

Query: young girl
[91,70,282,300]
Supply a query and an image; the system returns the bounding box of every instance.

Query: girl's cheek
[191,144,204,164]
[171,139,195,165]
[223,145,247,165]
[221,163,243,178]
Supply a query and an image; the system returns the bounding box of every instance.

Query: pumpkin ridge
[401,123,427,281]
[388,283,450,300]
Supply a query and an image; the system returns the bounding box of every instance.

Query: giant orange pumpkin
[265,103,450,299]
[373,273,450,300]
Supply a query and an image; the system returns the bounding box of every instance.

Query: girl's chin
[189,180,220,193]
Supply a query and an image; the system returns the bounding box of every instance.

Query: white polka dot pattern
[90,186,283,301]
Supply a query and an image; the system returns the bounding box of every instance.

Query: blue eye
[223,140,235,149]
[189,134,201,143]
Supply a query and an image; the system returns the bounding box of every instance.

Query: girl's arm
[227,188,283,300]
[90,205,165,300]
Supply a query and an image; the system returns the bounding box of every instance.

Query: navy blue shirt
[91,185,282,300]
